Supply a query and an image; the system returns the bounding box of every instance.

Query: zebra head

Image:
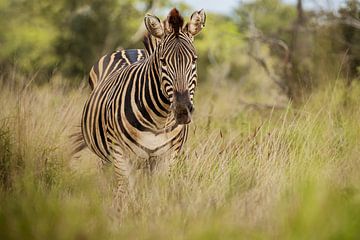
[144,8,206,125]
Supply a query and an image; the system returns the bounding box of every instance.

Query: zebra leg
[167,151,180,175]
[146,156,158,173]
[113,153,136,202]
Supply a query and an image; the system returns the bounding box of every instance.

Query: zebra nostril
[188,104,194,114]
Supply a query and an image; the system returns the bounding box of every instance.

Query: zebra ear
[186,9,206,36]
[144,13,165,39]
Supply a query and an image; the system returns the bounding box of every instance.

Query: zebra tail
[70,127,87,155]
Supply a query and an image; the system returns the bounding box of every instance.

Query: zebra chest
[137,131,171,149]
[135,127,182,156]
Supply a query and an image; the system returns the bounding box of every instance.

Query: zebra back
[88,33,159,91]
[88,49,147,90]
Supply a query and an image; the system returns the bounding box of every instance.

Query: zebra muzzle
[173,91,194,125]
[175,106,192,124]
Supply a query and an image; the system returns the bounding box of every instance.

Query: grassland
[1,76,360,239]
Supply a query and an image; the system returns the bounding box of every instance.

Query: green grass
[0,77,360,239]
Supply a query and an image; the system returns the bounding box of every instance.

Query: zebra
[77,8,206,194]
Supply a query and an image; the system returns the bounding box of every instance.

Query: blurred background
[1,2,360,239]
[0,0,359,104]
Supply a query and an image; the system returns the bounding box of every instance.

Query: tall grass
[0,76,359,239]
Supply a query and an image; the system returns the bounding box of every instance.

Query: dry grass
[0,76,360,239]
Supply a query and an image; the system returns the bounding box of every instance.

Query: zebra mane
[168,8,184,36]
[143,32,159,55]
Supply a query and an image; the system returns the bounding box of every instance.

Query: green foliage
[0,0,359,93]
[235,0,296,35]
[54,0,143,77]
[233,0,360,102]
[195,13,247,81]
[0,0,59,74]
[0,0,143,80]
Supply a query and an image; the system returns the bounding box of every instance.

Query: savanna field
[1,0,360,239]
[1,75,360,239]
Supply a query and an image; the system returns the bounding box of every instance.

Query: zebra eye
[192,56,198,64]
[160,58,167,66]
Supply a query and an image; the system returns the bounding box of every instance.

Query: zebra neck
[143,33,159,55]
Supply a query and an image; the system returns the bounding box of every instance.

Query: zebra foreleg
[113,154,136,202]
[145,156,158,174]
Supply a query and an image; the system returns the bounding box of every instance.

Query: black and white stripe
[78,8,206,193]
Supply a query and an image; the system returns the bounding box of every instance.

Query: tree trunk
[286,0,313,103]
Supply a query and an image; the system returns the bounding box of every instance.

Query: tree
[54,0,143,78]
[338,0,360,82]
[286,0,313,102]
[0,0,145,81]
